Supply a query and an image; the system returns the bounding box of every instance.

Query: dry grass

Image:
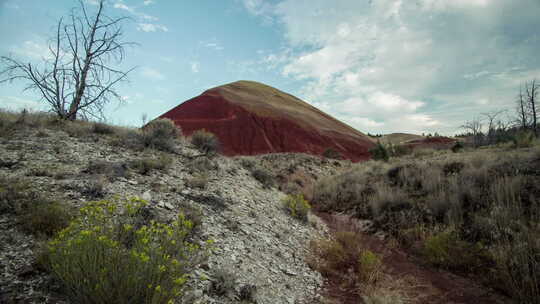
[0,177,72,237]
[312,144,540,302]
[190,129,220,155]
[130,155,173,175]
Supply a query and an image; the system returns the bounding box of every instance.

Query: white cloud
[242,0,274,16]
[140,67,165,80]
[113,3,135,14]
[204,42,224,51]
[143,0,155,5]
[190,62,200,73]
[247,0,540,134]
[420,0,492,11]
[0,96,44,111]
[114,1,162,26]
[137,23,168,32]
[10,40,52,60]
[345,117,384,128]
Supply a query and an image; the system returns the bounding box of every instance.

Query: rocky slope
[0,124,344,304]
[159,81,374,162]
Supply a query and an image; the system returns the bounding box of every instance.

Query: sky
[1,0,540,135]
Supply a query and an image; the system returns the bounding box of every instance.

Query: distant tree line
[460,79,539,147]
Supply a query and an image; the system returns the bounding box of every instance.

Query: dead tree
[516,85,529,130]
[525,79,539,136]
[0,0,135,120]
[461,117,483,147]
[481,110,506,145]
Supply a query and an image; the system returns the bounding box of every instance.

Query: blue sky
[1,0,540,135]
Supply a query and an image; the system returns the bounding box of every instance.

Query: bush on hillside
[422,229,492,272]
[44,198,211,304]
[322,147,343,160]
[388,144,413,158]
[0,177,71,237]
[512,130,535,148]
[282,193,311,221]
[358,249,383,284]
[252,167,275,189]
[191,129,220,155]
[308,231,382,290]
[142,118,180,152]
[92,122,117,135]
[187,156,217,174]
[451,141,464,153]
[21,201,73,237]
[370,142,389,161]
[130,155,173,175]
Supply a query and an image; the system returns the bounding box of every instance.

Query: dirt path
[315,213,513,304]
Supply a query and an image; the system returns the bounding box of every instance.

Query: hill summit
[160,80,374,161]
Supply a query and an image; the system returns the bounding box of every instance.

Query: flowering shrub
[46,198,212,304]
[282,193,311,221]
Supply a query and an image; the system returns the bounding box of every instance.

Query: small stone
[142,190,152,201]
[281,267,298,276]
[127,180,138,185]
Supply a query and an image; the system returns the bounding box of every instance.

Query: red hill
[159,81,374,161]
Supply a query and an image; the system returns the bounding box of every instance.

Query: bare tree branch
[0,0,135,120]
[525,79,539,136]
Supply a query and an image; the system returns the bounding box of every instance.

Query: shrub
[0,178,36,214]
[512,130,535,148]
[369,184,413,231]
[0,177,71,237]
[282,193,311,221]
[109,129,145,151]
[130,155,173,175]
[308,232,360,278]
[21,201,72,237]
[92,122,117,135]
[252,167,274,188]
[239,158,256,170]
[142,118,180,152]
[64,120,92,138]
[81,176,108,199]
[308,231,366,290]
[422,230,492,272]
[388,144,413,158]
[412,148,436,158]
[442,161,465,176]
[358,250,383,284]
[451,141,464,153]
[369,142,389,161]
[84,160,129,180]
[45,198,211,304]
[191,130,219,155]
[495,233,540,304]
[489,176,540,303]
[211,267,237,296]
[322,147,342,160]
[185,174,209,190]
[186,157,217,174]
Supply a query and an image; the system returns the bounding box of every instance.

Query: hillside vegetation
[0,109,333,304]
[1,109,537,304]
[312,143,540,303]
